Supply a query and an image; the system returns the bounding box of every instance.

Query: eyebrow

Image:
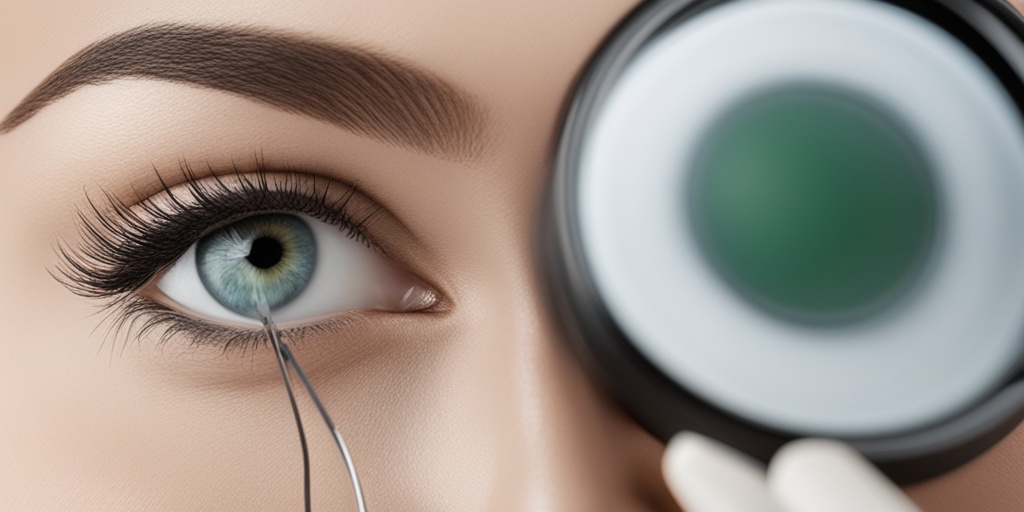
[0,24,486,160]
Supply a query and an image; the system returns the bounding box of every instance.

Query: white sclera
[157,214,425,325]
[579,0,1024,436]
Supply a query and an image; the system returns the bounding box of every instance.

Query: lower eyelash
[53,156,383,353]
[104,295,368,356]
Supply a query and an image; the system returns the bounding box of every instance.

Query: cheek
[904,421,1024,511]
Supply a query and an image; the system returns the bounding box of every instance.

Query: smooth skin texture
[0,0,1023,511]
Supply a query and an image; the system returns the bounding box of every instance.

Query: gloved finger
[767,439,921,512]
[662,431,782,512]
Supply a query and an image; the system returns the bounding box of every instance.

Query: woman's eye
[154,212,437,325]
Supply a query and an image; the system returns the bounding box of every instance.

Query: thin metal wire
[257,299,368,512]
[261,305,312,512]
[278,341,368,512]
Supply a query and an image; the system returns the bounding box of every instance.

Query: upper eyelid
[154,166,385,252]
[53,160,395,301]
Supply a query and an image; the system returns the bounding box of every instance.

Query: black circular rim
[542,0,1024,484]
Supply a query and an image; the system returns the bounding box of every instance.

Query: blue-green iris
[196,213,317,315]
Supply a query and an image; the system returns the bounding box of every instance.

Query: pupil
[247,236,284,269]
[689,87,937,323]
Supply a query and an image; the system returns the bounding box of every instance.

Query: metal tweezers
[256,300,368,512]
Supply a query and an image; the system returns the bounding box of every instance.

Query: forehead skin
[1,1,1023,511]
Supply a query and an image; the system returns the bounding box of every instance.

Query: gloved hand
[663,432,922,512]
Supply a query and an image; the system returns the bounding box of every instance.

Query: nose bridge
[483,280,678,512]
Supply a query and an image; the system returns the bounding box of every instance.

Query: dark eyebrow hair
[0,24,486,160]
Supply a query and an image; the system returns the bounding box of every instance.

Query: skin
[0,1,1022,511]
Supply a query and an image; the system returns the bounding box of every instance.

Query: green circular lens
[689,87,937,322]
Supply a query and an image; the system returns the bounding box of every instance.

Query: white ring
[579,0,1024,435]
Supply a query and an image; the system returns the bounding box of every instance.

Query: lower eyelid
[129,308,452,390]
[119,292,377,353]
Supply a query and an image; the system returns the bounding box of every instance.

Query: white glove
[662,431,922,512]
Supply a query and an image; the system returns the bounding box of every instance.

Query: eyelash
[54,158,383,354]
